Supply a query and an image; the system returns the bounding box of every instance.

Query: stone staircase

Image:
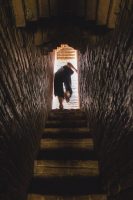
[28,109,107,200]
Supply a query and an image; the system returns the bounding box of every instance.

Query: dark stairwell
[0,0,132,200]
[28,109,106,200]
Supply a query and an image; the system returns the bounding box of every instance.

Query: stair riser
[48,115,86,121]
[28,110,106,198]
[29,176,103,195]
[49,111,85,114]
[46,121,87,128]
[42,132,91,139]
[48,113,86,121]
[37,149,97,160]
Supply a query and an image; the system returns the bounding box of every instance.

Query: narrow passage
[52,45,79,110]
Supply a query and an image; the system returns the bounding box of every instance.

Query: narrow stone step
[37,148,97,161]
[34,160,99,177]
[49,110,85,114]
[42,130,91,139]
[48,112,86,120]
[43,128,90,134]
[28,194,107,200]
[38,139,96,160]
[40,139,94,150]
[28,109,106,198]
[46,120,87,128]
[28,176,103,195]
[51,109,82,113]
[42,128,91,139]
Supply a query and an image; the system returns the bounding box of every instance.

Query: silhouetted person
[54,62,77,109]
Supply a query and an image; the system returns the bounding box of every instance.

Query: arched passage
[52,44,79,109]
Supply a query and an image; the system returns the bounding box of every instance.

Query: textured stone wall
[0,2,54,200]
[79,1,133,200]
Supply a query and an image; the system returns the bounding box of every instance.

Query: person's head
[67,62,72,67]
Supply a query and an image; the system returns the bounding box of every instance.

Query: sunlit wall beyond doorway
[52,44,79,109]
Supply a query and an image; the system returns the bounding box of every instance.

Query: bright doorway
[52,44,79,109]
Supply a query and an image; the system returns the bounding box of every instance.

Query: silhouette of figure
[54,62,77,109]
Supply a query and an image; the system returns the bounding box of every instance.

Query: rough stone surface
[0,2,54,200]
[79,1,133,199]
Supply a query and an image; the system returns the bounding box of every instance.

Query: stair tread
[48,113,86,120]
[28,109,106,197]
[42,130,91,139]
[50,109,84,113]
[43,128,90,133]
[40,139,94,150]
[34,160,99,177]
[42,128,91,139]
[28,194,107,200]
[51,109,81,111]
[46,120,86,123]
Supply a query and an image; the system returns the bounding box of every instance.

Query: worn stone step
[28,194,107,200]
[42,130,91,139]
[51,109,82,113]
[37,148,97,161]
[42,128,91,139]
[28,176,103,195]
[46,120,87,128]
[34,160,99,177]
[48,112,86,120]
[38,138,97,160]
[40,139,94,150]
[49,110,85,114]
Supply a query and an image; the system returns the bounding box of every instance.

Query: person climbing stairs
[28,109,107,200]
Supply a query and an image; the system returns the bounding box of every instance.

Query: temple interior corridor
[0,0,132,200]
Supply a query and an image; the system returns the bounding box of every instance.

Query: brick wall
[0,2,54,200]
[79,1,133,199]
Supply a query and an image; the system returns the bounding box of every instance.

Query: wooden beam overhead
[24,0,38,21]
[107,0,121,28]
[11,0,26,27]
[86,0,97,21]
[43,31,49,43]
[97,0,110,25]
[50,0,58,16]
[77,0,85,17]
[34,30,43,46]
[38,0,50,18]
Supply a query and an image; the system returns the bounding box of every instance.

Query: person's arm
[67,62,78,73]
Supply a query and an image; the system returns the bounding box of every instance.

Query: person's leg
[58,96,64,109]
[54,76,64,109]
[64,77,72,103]
[64,91,70,102]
